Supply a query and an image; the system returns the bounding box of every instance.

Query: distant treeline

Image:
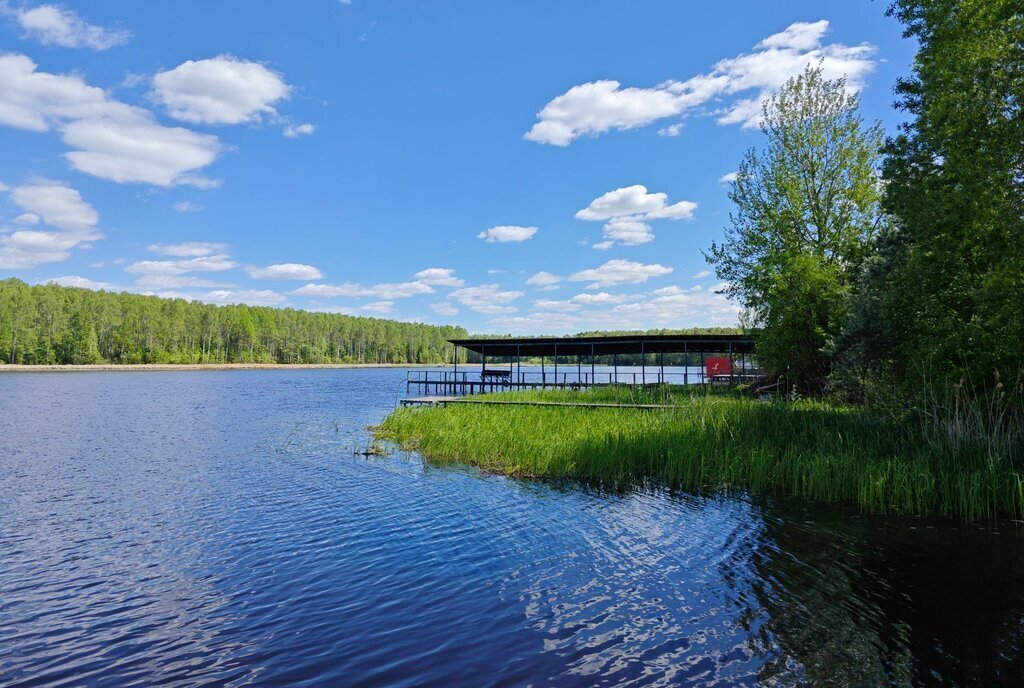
[0,279,468,365]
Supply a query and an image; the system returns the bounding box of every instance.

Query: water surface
[1,369,1022,686]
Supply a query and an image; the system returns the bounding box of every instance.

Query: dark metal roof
[449,334,755,357]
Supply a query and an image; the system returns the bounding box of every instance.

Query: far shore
[0,363,467,372]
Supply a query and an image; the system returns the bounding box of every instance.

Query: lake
[1,369,1022,686]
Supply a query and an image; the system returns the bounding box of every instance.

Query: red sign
[706,357,732,378]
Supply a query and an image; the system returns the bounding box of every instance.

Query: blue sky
[0,1,915,334]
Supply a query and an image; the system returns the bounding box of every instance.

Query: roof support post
[517,344,521,385]
[728,341,734,386]
[554,343,558,389]
[591,343,595,387]
[641,341,646,385]
[684,342,688,385]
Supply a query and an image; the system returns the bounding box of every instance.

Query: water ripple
[2,369,1023,686]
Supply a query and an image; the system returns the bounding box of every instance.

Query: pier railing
[406,368,761,397]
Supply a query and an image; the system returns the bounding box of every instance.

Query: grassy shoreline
[376,387,1024,522]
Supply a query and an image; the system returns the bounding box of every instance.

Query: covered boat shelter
[406,334,757,396]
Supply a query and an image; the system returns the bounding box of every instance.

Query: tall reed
[376,387,1024,522]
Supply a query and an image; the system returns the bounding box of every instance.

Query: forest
[0,278,467,365]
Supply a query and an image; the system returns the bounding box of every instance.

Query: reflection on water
[1,369,1022,686]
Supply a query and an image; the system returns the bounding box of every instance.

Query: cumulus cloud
[199,289,285,306]
[477,225,538,243]
[525,271,561,290]
[0,181,101,269]
[361,300,394,314]
[283,123,316,138]
[718,171,738,184]
[125,254,237,275]
[291,281,433,299]
[133,274,234,290]
[533,299,580,312]
[448,283,523,314]
[0,54,221,186]
[4,3,131,50]
[414,267,464,287]
[576,184,696,248]
[525,20,875,145]
[692,269,712,279]
[246,263,323,280]
[152,56,291,125]
[569,259,673,288]
[173,200,203,212]
[430,302,459,317]
[44,275,115,290]
[488,284,738,334]
[10,182,99,231]
[147,241,227,257]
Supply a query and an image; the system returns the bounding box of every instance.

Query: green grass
[375,386,1024,522]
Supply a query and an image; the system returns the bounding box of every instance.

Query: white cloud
[0,54,221,186]
[6,4,131,50]
[658,123,683,137]
[570,291,632,305]
[449,283,523,314]
[692,269,711,279]
[576,184,696,248]
[291,281,433,299]
[576,185,697,221]
[152,56,291,125]
[200,289,285,306]
[126,254,236,275]
[173,200,203,212]
[569,259,673,288]
[361,300,394,314]
[10,182,99,231]
[430,302,459,317]
[44,275,114,289]
[602,217,653,245]
[718,171,738,184]
[283,123,316,138]
[0,181,100,269]
[147,241,226,257]
[526,271,561,288]
[247,263,323,280]
[525,20,875,144]
[414,267,464,287]
[133,274,234,290]
[477,225,538,243]
[533,299,580,312]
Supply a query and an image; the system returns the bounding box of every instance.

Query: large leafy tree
[706,66,884,392]
[845,0,1023,394]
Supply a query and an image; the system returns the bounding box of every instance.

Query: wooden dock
[400,397,688,410]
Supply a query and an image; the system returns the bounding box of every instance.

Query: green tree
[705,65,884,392]
[841,0,1023,398]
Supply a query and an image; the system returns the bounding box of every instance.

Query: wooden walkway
[400,397,686,410]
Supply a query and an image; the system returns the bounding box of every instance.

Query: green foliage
[0,278,467,365]
[838,0,1024,403]
[377,387,1023,522]
[706,66,884,392]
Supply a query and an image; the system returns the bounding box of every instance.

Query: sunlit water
[1,369,1022,686]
